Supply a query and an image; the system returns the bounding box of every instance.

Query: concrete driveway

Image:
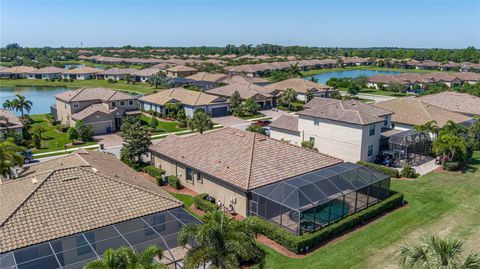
[212,116,249,129]
[94,133,124,148]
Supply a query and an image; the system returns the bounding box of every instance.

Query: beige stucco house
[207,82,275,109]
[149,127,342,217]
[166,65,198,78]
[62,66,102,80]
[269,98,393,162]
[27,66,65,80]
[0,109,23,140]
[54,88,140,134]
[266,78,336,102]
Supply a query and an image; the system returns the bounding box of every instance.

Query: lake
[304,69,401,84]
[0,86,71,115]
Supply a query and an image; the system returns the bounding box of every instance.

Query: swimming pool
[292,199,350,232]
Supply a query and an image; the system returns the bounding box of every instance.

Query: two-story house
[54,88,141,134]
[269,98,393,162]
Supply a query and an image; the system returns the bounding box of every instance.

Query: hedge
[357,161,400,178]
[442,161,460,171]
[194,193,219,213]
[168,175,181,189]
[144,165,165,179]
[249,191,404,254]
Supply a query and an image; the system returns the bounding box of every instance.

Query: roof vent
[257,137,266,142]
[63,176,79,182]
[92,168,98,172]
[236,133,245,137]
[31,178,38,184]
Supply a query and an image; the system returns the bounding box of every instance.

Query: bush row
[168,175,181,189]
[249,192,404,254]
[194,193,218,212]
[144,165,165,178]
[357,161,400,178]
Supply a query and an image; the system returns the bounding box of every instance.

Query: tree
[469,121,480,140]
[414,120,439,137]
[433,134,467,162]
[149,116,158,129]
[75,120,94,142]
[301,140,315,149]
[386,82,404,93]
[242,98,261,116]
[32,133,41,149]
[347,84,361,95]
[229,90,242,112]
[176,109,188,128]
[67,127,78,144]
[397,235,480,269]
[2,100,13,111]
[309,76,319,83]
[31,125,46,140]
[246,124,266,135]
[11,94,32,117]
[84,245,163,269]
[179,210,264,269]
[0,138,25,178]
[279,88,297,110]
[330,91,343,100]
[188,109,212,134]
[439,120,468,137]
[306,89,314,102]
[120,122,151,165]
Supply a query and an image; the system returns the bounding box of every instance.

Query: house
[269,98,393,162]
[54,88,141,134]
[186,72,228,83]
[95,68,137,80]
[373,98,471,130]
[0,109,23,139]
[139,87,230,117]
[207,82,275,109]
[417,92,480,117]
[149,128,392,235]
[27,66,65,80]
[62,66,102,80]
[455,72,480,84]
[166,65,198,78]
[0,150,199,268]
[218,74,269,86]
[131,68,162,82]
[422,72,462,87]
[266,78,336,102]
[0,66,37,79]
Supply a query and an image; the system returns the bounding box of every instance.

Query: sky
[1,0,479,49]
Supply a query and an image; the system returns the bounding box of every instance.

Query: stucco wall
[269,128,302,146]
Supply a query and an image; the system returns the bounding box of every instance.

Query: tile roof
[150,127,342,191]
[269,114,299,132]
[186,72,228,83]
[0,109,23,130]
[140,87,227,106]
[96,68,137,75]
[71,103,120,120]
[298,97,393,125]
[55,88,136,102]
[167,65,198,72]
[417,91,480,115]
[218,74,269,85]
[0,150,181,253]
[207,82,273,99]
[266,78,333,94]
[131,68,162,77]
[29,66,65,74]
[1,66,37,74]
[63,66,102,74]
[373,98,471,127]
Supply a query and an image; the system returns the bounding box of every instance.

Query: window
[111,101,116,107]
[314,119,320,126]
[369,124,376,136]
[186,168,193,183]
[128,100,134,106]
[368,145,374,156]
[383,116,389,126]
[73,102,79,108]
[197,172,202,183]
[309,137,315,143]
[120,101,125,106]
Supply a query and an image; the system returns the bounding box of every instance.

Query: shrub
[107,78,117,83]
[168,175,181,189]
[357,161,400,178]
[249,192,404,253]
[56,124,70,133]
[301,141,314,149]
[400,165,419,178]
[194,193,219,212]
[442,161,460,171]
[143,165,165,179]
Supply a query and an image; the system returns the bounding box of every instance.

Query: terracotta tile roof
[207,82,273,99]
[29,66,65,74]
[71,103,120,120]
[55,88,136,102]
[299,98,393,125]
[266,78,334,94]
[131,68,162,77]
[1,66,37,74]
[269,114,299,132]
[63,66,102,74]
[454,72,480,81]
[373,98,471,127]
[218,74,269,85]
[150,127,342,191]
[167,65,198,72]
[140,87,227,106]
[0,109,23,130]
[186,72,228,83]
[96,68,137,75]
[418,91,480,115]
[0,150,181,253]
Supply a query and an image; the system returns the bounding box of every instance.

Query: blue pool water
[305,69,401,84]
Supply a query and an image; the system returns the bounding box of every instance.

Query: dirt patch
[161,185,199,196]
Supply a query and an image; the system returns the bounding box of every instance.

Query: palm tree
[309,76,319,83]
[279,88,297,110]
[178,210,264,269]
[188,109,212,134]
[84,245,163,269]
[0,138,25,179]
[469,121,480,139]
[433,134,467,162]
[2,100,13,111]
[287,63,302,78]
[439,120,469,137]
[12,94,32,117]
[397,235,480,269]
[414,120,439,137]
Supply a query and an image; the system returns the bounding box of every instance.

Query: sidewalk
[33,144,99,157]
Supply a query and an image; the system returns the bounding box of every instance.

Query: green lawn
[238,113,266,120]
[30,114,95,153]
[259,152,480,269]
[0,78,159,94]
[140,114,187,133]
[169,192,203,219]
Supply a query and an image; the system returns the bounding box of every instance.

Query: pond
[0,86,71,115]
[304,69,401,84]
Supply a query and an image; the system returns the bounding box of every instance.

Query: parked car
[20,149,34,164]
[255,120,271,126]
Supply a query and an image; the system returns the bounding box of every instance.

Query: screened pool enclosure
[386,130,431,164]
[249,163,391,235]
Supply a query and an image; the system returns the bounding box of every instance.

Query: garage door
[210,106,228,117]
[89,121,113,135]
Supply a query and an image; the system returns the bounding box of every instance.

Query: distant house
[166,65,198,78]
[54,88,141,134]
[373,98,471,130]
[131,68,162,82]
[96,68,137,80]
[186,72,228,83]
[417,92,480,117]
[207,82,275,109]
[266,78,336,102]
[218,74,269,86]
[0,66,37,79]
[140,87,230,117]
[0,109,23,139]
[62,66,102,80]
[269,98,393,162]
[27,66,65,80]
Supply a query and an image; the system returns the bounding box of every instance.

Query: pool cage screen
[387,130,431,164]
[249,162,391,235]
